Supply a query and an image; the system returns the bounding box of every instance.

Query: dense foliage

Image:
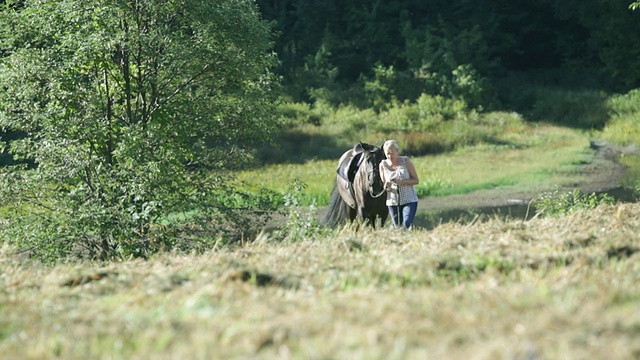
[0,0,281,261]
[257,0,640,112]
[533,187,616,218]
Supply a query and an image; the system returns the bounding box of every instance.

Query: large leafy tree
[0,0,281,260]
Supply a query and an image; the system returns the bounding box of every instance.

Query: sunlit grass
[238,159,336,205]
[601,113,640,145]
[601,88,640,145]
[240,122,593,205]
[419,127,593,197]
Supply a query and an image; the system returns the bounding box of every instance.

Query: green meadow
[238,110,603,208]
[4,93,640,358]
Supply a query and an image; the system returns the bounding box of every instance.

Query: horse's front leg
[360,207,378,228]
[349,206,359,223]
[378,212,388,228]
[358,206,377,228]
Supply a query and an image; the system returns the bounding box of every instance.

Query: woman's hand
[385,181,398,191]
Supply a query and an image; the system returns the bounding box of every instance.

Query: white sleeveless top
[383,156,419,206]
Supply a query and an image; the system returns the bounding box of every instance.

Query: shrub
[0,0,281,262]
[533,187,615,217]
[277,102,321,127]
[276,179,331,242]
[529,88,609,129]
[608,88,640,117]
[601,88,640,145]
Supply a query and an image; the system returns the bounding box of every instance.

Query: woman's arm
[380,161,396,191]
[379,162,387,184]
[395,157,419,186]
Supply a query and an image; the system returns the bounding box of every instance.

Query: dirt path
[418,140,638,213]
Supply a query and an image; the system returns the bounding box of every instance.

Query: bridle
[364,151,387,198]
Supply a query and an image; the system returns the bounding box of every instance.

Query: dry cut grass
[1,203,640,359]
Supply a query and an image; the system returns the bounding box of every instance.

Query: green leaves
[533,187,616,218]
[0,0,281,261]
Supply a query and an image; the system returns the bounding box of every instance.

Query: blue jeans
[388,202,417,229]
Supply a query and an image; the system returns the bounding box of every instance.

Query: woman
[379,140,420,228]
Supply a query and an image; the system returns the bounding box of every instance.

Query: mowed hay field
[2,203,640,359]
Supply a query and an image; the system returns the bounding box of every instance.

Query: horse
[323,142,388,228]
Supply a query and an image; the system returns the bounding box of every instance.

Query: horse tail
[323,181,350,228]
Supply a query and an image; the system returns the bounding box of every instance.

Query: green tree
[0,0,281,261]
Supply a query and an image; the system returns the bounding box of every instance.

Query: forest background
[255,0,640,145]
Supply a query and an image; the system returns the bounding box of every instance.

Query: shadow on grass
[495,70,617,130]
[257,127,527,167]
[257,130,354,165]
[414,203,533,230]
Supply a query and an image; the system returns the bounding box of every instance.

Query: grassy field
[2,203,639,359]
[238,122,595,206]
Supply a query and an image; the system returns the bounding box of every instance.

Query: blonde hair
[383,139,400,153]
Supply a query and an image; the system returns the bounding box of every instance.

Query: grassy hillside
[239,115,599,207]
[2,203,639,359]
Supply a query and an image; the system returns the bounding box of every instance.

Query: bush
[273,96,530,160]
[277,102,322,127]
[533,187,615,217]
[601,88,640,145]
[0,0,281,262]
[276,179,331,242]
[364,94,467,135]
[529,88,609,129]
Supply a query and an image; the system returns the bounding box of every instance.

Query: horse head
[359,143,386,199]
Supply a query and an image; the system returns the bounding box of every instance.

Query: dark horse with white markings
[323,142,388,228]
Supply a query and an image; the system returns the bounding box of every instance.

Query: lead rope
[369,186,386,198]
